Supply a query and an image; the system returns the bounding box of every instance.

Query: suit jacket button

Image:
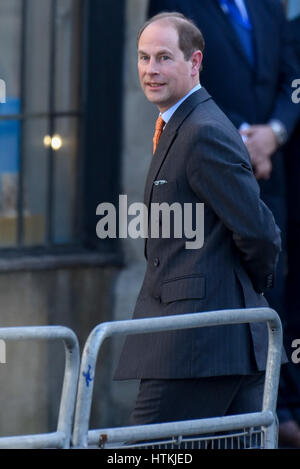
[153,257,160,267]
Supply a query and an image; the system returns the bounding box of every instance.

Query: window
[0,0,83,249]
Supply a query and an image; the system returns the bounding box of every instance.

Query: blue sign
[0,97,20,173]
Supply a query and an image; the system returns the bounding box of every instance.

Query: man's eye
[161,56,170,61]
[140,56,149,61]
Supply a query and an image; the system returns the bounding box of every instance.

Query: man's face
[138,21,201,113]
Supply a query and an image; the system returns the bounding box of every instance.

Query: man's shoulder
[182,95,251,163]
[186,93,240,137]
[173,88,245,149]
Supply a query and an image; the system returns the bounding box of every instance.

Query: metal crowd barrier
[0,326,80,449]
[72,307,283,449]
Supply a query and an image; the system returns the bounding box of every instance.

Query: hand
[240,125,278,180]
[252,158,273,181]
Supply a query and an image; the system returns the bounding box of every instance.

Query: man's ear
[191,50,203,76]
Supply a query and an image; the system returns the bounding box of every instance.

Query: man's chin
[145,94,166,108]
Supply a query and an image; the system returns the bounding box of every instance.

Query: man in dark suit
[114,12,281,424]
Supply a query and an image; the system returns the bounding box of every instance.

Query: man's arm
[186,123,281,293]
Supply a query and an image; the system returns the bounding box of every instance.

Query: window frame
[0,0,124,262]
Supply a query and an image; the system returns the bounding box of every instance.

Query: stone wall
[0,263,119,436]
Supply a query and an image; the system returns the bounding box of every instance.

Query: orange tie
[153,115,165,154]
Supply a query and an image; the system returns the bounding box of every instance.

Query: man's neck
[161,83,201,124]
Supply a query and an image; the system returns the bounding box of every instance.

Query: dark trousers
[130,372,265,425]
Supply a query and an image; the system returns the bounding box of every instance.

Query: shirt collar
[161,83,202,125]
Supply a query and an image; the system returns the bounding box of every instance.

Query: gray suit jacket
[115,88,281,379]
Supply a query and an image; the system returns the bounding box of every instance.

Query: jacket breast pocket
[161,275,206,303]
[151,180,179,203]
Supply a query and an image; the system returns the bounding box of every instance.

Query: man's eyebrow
[138,49,174,56]
[138,50,149,56]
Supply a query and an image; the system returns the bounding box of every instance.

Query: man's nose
[147,57,159,74]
